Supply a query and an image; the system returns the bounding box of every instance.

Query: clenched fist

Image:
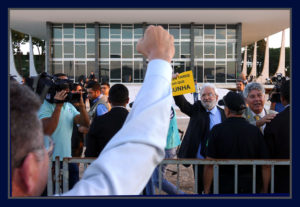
[137,25,175,63]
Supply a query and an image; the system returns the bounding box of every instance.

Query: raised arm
[173,95,194,117]
[40,91,66,135]
[64,25,175,196]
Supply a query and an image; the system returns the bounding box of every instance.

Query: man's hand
[172,73,179,80]
[136,25,175,63]
[54,90,68,103]
[78,126,89,134]
[256,113,277,127]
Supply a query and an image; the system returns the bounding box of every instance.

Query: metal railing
[47,157,290,196]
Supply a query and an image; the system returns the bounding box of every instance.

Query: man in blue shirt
[174,83,226,194]
[86,81,111,120]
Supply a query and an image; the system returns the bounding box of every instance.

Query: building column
[46,22,51,74]
[95,22,100,81]
[142,22,147,80]
[29,35,38,76]
[256,37,269,83]
[9,30,23,82]
[248,41,257,80]
[275,30,286,76]
[236,23,242,78]
[190,22,195,79]
[242,45,248,76]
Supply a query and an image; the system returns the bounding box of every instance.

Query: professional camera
[26,72,85,104]
[269,73,286,103]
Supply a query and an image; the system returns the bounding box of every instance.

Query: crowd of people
[10,25,290,197]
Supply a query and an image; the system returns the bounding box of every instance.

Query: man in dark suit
[174,83,226,194]
[264,80,290,194]
[85,84,129,157]
[204,91,270,194]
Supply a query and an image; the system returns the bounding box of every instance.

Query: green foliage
[245,39,266,76]
[11,30,46,77]
[242,39,290,79]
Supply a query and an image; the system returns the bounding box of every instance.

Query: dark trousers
[193,164,204,194]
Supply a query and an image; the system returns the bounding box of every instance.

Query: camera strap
[53,99,65,104]
[40,85,51,101]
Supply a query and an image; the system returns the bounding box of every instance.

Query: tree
[242,40,290,79]
[32,37,46,73]
[269,47,290,77]
[243,39,266,77]
[11,30,29,77]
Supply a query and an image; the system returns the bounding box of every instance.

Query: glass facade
[49,23,240,83]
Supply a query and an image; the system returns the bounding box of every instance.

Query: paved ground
[79,109,195,195]
[157,109,196,194]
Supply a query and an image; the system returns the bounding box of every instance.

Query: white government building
[9,9,290,103]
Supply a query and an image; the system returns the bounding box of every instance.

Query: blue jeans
[145,148,185,195]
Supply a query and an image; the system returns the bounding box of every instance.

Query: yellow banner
[172,70,195,96]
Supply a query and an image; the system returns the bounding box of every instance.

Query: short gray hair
[243,82,265,98]
[10,81,43,170]
[199,83,218,96]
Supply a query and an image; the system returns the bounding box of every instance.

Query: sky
[268,28,290,48]
[20,28,290,54]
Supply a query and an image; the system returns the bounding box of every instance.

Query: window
[75,25,85,39]
[100,42,109,59]
[194,25,203,42]
[64,41,73,58]
[170,24,180,39]
[111,41,121,56]
[227,25,236,39]
[216,62,225,83]
[227,61,236,80]
[53,27,62,39]
[75,42,85,58]
[53,41,62,58]
[181,25,190,39]
[216,44,226,59]
[204,61,215,81]
[204,42,215,59]
[63,24,73,39]
[86,24,95,39]
[195,42,203,59]
[110,61,121,79]
[100,25,109,39]
[134,24,143,39]
[122,62,133,82]
[204,25,215,40]
[216,25,226,40]
[122,42,133,58]
[122,25,133,39]
[110,24,121,39]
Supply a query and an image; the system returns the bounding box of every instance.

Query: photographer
[269,74,286,113]
[38,74,90,190]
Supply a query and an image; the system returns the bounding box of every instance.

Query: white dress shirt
[63,59,172,196]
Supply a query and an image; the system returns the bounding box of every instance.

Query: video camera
[26,72,87,104]
[269,73,286,103]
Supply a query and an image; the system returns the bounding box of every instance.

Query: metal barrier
[47,157,290,195]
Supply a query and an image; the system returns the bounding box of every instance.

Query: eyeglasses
[44,135,54,158]
[14,136,54,169]
[201,93,216,98]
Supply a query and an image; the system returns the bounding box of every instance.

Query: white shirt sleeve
[63,59,172,196]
